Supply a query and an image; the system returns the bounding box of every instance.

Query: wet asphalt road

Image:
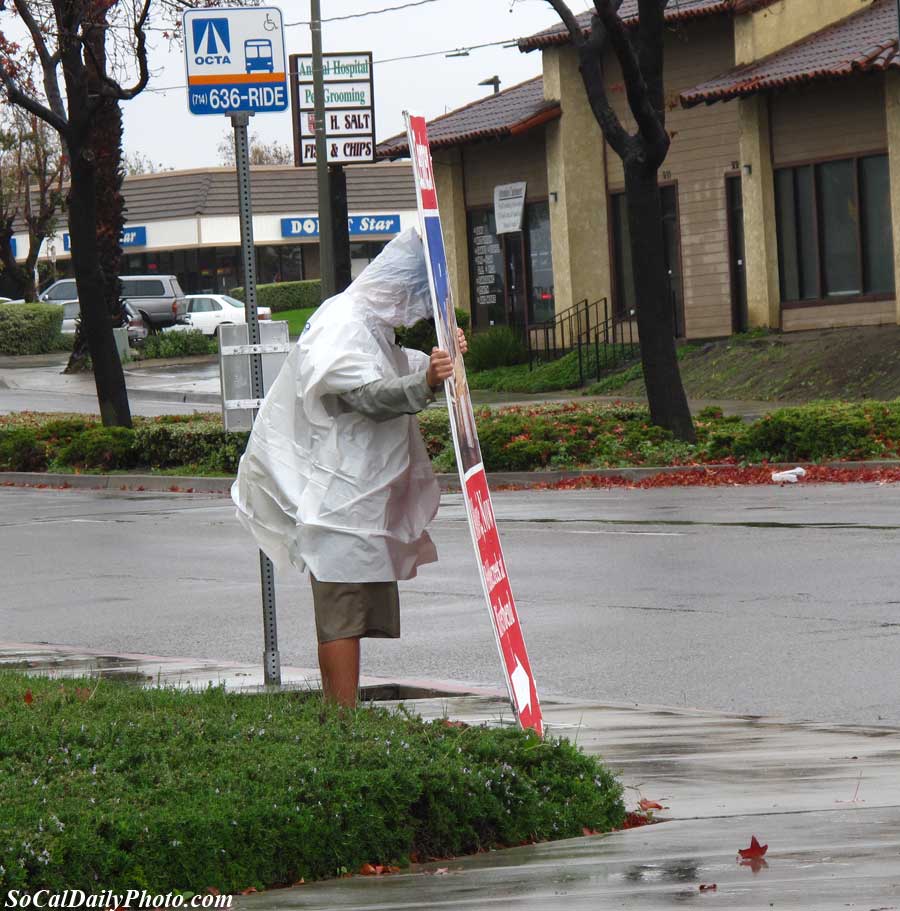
[1,483,898,726]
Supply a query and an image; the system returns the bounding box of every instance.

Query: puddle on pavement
[497,517,900,531]
[0,652,470,701]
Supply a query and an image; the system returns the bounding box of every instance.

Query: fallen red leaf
[384,865,401,874]
[441,719,468,729]
[238,887,257,895]
[699,883,717,891]
[203,887,220,896]
[620,812,653,829]
[582,826,599,836]
[639,799,665,811]
[738,836,768,860]
[360,863,377,876]
[23,689,33,705]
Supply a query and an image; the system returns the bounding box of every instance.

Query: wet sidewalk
[0,355,789,420]
[2,640,898,908]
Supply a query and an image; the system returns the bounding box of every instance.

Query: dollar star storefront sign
[404,111,544,737]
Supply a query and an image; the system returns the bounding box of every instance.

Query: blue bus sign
[183,7,288,116]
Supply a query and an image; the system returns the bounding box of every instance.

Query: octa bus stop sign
[183,7,288,115]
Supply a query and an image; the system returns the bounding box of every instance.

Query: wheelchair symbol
[263,12,277,31]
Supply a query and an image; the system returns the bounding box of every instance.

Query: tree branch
[0,70,68,135]
[544,0,632,158]
[13,0,66,123]
[91,0,151,100]
[593,0,667,161]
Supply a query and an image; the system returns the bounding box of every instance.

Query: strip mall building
[379,0,900,339]
[7,163,417,296]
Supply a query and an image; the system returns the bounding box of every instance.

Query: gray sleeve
[339,370,435,422]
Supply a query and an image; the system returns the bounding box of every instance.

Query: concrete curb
[125,354,218,370]
[4,460,900,496]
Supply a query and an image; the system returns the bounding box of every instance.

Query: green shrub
[396,308,471,353]
[733,402,881,461]
[141,330,218,360]
[55,426,138,470]
[231,279,322,313]
[0,428,47,471]
[133,420,249,473]
[0,673,624,894]
[466,327,528,372]
[0,303,64,355]
[34,417,95,446]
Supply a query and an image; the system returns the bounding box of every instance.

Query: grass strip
[0,674,624,895]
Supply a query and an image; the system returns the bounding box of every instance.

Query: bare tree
[541,0,695,441]
[123,149,169,174]
[0,105,65,301]
[0,0,156,425]
[217,129,293,167]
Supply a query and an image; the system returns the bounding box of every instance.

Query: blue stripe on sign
[424,215,450,324]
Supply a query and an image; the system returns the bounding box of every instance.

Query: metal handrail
[527,297,638,385]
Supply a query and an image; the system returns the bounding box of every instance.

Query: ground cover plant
[137,330,218,360]
[2,400,900,476]
[469,342,644,393]
[0,673,625,896]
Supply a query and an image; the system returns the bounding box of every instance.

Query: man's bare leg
[318,637,361,707]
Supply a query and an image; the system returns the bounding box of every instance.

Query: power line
[376,37,517,64]
[141,36,519,94]
[284,0,444,27]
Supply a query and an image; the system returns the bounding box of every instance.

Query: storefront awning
[681,0,899,108]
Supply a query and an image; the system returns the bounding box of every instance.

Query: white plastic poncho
[231,227,440,583]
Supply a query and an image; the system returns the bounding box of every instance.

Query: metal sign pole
[231,110,281,687]
[310,0,335,300]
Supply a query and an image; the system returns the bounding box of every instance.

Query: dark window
[121,279,166,297]
[860,156,894,294]
[819,159,860,296]
[776,154,893,303]
[611,186,684,335]
[281,244,304,282]
[525,201,554,324]
[44,280,77,301]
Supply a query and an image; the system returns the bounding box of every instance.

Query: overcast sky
[122,0,563,170]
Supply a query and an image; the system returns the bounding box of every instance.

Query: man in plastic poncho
[232,227,466,706]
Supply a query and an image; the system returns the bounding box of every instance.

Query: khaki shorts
[309,574,401,644]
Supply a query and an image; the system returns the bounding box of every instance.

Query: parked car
[38,275,187,329]
[61,301,148,347]
[168,294,271,336]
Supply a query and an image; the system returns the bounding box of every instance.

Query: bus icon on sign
[245,39,274,74]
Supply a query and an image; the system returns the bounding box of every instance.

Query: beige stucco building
[378,0,900,342]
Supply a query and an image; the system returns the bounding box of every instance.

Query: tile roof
[517,0,776,52]
[12,164,416,234]
[681,0,899,107]
[376,77,560,158]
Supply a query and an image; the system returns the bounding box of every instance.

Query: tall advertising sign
[404,113,543,737]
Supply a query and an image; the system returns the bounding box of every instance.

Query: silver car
[39,275,187,330]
